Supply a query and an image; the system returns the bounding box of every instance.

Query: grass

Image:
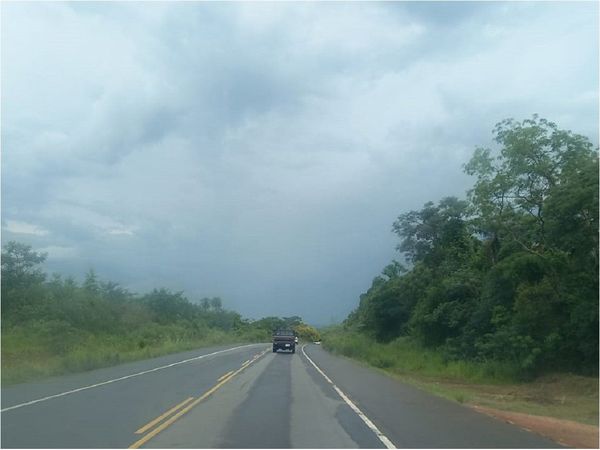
[322,329,520,382]
[1,325,264,385]
[398,373,599,426]
[322,329,599,426]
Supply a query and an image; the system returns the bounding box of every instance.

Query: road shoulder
[470,405,599,449]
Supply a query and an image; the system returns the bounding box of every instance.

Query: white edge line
[1,344,260,413]
[301,344,396,449]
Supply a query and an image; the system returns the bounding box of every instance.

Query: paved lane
[144,347,384,448]
[1,342,562,448]
[1,344,266,448]
[303,344,560,448]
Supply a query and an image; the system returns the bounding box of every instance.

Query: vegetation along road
[1,342,559,448]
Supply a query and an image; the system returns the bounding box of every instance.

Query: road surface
[1,343,560,448]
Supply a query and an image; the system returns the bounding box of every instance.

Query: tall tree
[1,242,47,318]
[1,241,47,290]
[464,115,597,261]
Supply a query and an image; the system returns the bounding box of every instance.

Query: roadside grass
[322,329,520,383]
[1,326,265,385]
[322,329,599,426]
[399,374,598,426]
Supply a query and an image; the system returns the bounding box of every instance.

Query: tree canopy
[346,116,598,376]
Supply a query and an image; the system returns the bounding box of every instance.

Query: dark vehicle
[272,329,296,353]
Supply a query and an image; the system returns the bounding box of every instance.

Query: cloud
[2,2,597,323]
[3,221,49,236]
[107,229,135,236]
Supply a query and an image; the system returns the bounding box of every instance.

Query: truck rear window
[274,330,294,336]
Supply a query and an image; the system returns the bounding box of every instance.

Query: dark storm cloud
[2,2,598,323]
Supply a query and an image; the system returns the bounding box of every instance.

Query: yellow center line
[135,397,195,435]
[129,347,270,449]
[217,370,234,382]
[241,360,250,366]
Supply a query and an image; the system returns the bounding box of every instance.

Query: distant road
[1,343,560,448]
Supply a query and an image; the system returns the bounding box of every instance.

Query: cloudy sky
[2,2,598,324]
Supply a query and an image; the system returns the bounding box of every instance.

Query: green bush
[323,328,519,384]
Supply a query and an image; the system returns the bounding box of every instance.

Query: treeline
[1,242,316,382]
[344,116,598,376]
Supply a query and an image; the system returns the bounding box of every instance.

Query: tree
[347,262,430,342]
[545,152,599,270]
[209,297,222,311]
[392,197,475,271]
[1,241,47,291]
[464,116,598,370]
[1,242,47,318]
[142,288,194,324]
[83,269,100,294]
[200,298,211,310]
[464,115,597,260]
[294,323,321,342]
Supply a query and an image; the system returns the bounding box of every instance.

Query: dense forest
[343,116,598,376]
[1,243,319,383]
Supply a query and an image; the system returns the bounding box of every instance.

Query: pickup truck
[272,329,296,353]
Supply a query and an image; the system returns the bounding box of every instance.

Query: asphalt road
[1,342,560,448]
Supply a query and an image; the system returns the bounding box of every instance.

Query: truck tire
[291,347,295,354]
[273,346,277,353]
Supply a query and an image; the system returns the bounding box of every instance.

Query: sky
[2,1,598,325]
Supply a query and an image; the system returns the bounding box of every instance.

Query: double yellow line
[129,348,269,449]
